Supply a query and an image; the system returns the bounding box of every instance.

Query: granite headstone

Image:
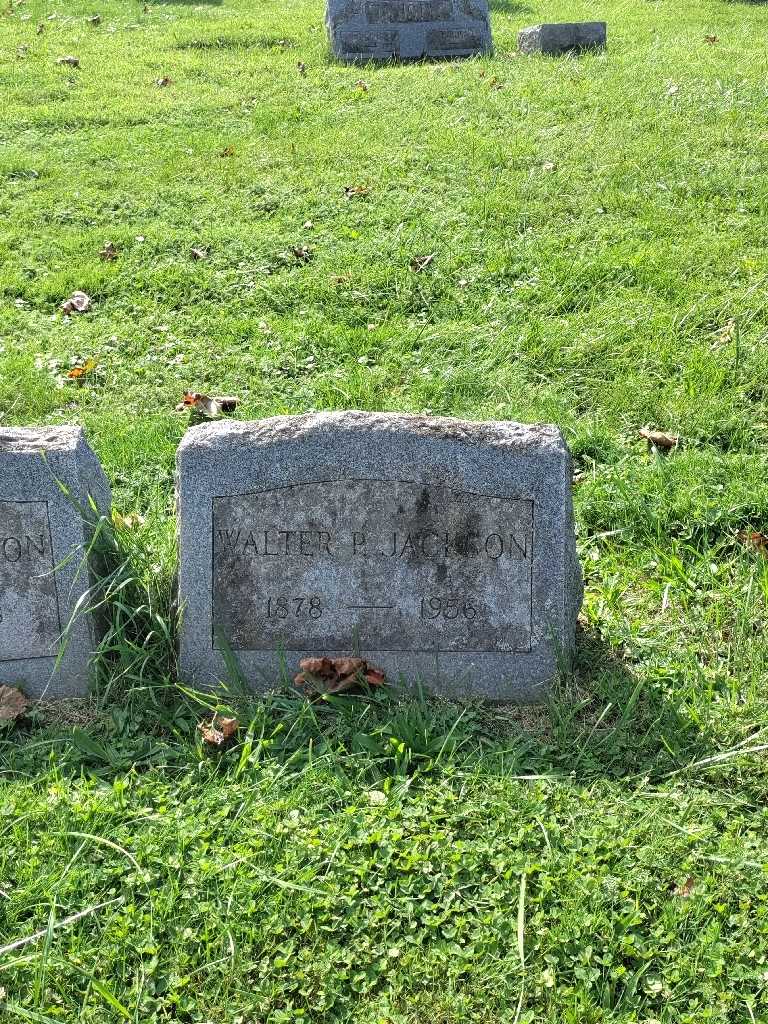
[518,22,607,56]
[177,412,581,701]
[326,0,492,62]
[0,427,111,698]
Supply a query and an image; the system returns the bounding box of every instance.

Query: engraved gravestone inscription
[0,501,61,661]
[212,480,533,655]
[178,413,582,701]
[0,427,111,698]
[326,0,492,62]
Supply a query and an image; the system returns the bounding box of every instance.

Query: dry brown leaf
[67,357,97,380]
[410,253,436,273]
[219,145,235,157]
[736,530,768,554]
[344,183,370,198]
[156,75,173,87]
[295,656,386,696]
[57,55,80,67]
[0,685,28,722]
[704,34,719,44]
[354,79,368,92]
[639,428,679,451]
[36,21,44,33]
[60,290,91,315]
[190,246,208,260]
[177,392,239,417]
[88,14,101,25]
[674,877,695,898]
[99,241,118,261]
[198,714,239,748]
[113,510,145,531]
[292,244,312,263]
[297,60,307,76]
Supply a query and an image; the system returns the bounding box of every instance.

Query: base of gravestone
[326,0,492,63]
[0,427,111,699]
[177,412,582,703]
[518,22,607,56]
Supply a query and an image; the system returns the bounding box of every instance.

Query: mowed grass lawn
[3,0,768,1020]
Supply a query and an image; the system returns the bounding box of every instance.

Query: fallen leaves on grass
[67,357,98,380]
[297,60,307,76]
[292,244,312,263]
[639,427,679,451]
[60,291,91,315]
[190,245,208,260]
[294,656,386,695]
[541,160,557,173]
[155,75,173,87]
[36,21,44,33]
[57,55,80,67]
[704,34,719,44]
[736,530,768,555]
[88,14,101,25]
[198,714,239,748]
[674,877,695,898]
[99,241,118,261]
[410,253,436,273]
[344,183,370,198]
[176,391,239,418]
[665,82,679,97]
[354,79,368,92]
[0,685,28,722]
[219,145,235,157]
[112,510,145,531]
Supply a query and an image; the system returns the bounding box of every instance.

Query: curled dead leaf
[354,79,369,92]
[198,715,239,748]
[156,75,173,87]
[190,246,208,260]
[639,428,679,451]
[67,357,98,380]
[674,877,695,898]
[60,291,91,315]
[99,241,118,261]
[112,510,145,531]
[294,656,386,696]
[36,22,44,33]
[0,685,28,722]
[410,253,436,273]
[297,61,307,76]
[177,392,239,418]
[292,244,312,263]
[704,34,719,44]
[219,145,235,157]
[736,530,768,554]
[57,55,80,67]
[344,183,370,198]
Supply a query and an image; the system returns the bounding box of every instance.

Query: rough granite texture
[326,0,492,63]
[518,22,607,55]
[177,412,582,702]
[0,427,111,699]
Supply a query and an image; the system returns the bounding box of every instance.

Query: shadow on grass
[488,0,532,12]
[173,35,297,50]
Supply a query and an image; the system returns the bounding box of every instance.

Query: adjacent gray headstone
[326,0,492,62]
[0,427,111,699]
[177,412,581,702]
[518,22,607,56]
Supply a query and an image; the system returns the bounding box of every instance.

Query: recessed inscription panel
[0,501,61,661]
[212,480,533,654]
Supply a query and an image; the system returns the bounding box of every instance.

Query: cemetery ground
[1,0,768,1020]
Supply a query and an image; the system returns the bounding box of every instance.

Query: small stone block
[177,412,582,702]
[326,0,492,62]
[0,427,111,699]
[518,22,607,56]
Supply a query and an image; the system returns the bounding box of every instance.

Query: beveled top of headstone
[0,425,84,453]
[177,412,582,702]
[326,0,492,63]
